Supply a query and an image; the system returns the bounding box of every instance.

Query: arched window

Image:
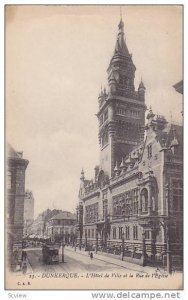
[140,188,148,213]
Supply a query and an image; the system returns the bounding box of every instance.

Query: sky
[6,5,183,218]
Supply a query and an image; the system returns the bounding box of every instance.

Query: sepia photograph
[5,5,183,290]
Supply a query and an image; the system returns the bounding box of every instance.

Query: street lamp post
[165,183,172,274]
[121,231,125,261]
[79,228,82,250]
[95,231,98,254]
[166,225,172,274]
[141,231,146,267]
[85,232,87,251]
[61,234,64,263]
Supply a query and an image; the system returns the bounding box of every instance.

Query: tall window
[103,199,108,220]
[125,226,130,240]
[119,227,123,239]
[113,227,116,239]
[133,225,138,240]
[113,190,139,218]
[116,205,121,216]
[85,203,98,224]
[172,179,183,212]
[145,230,150,239]
[125,191,132,216]
[116,107,126,116]
[133,189,139,215]
[141,189,148,213]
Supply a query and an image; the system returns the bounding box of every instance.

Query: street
[26,246,135,273]
[15,246,182,290]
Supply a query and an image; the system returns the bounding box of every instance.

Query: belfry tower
[97,17,146,177]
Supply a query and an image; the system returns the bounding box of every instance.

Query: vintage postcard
[5,5,183,290]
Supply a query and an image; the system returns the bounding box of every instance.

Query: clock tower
[97,17,146,177]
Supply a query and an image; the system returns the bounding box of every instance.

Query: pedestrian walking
[90,252,93,259]
[22,260,27,275]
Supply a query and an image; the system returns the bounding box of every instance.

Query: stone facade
[6,144,29,269]
[76,18,183,268]
[97,18,146,177]
[24,190,34,221]
[30,209,65,238]
[46,211,76,244]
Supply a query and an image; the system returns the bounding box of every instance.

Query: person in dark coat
[22,260,27,275]
[90,252,93,259]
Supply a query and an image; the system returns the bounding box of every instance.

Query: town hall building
[76,17,183,269]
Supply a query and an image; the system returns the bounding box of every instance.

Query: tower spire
[112,12,130,57]
[80,168,85,181]
[139,77,146,90]
[98,15,146,177]
[120,6,122,21]
[118,10,124,33]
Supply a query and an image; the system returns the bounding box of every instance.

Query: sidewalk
[13,257,33,276]
[25,257,33,274]
[65,246,160,274]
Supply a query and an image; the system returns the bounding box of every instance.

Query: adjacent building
[46,211,76,244]
[76,18,183,268]
[30,209,52,238]
[30,209,67,238]
[6,144,29,269]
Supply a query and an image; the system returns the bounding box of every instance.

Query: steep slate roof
[139,80,146,89]
[84,179,92,187]
[114,19,130,57]
[50,211,76,221]
[119,121,183,165]
[156,123,183,148]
